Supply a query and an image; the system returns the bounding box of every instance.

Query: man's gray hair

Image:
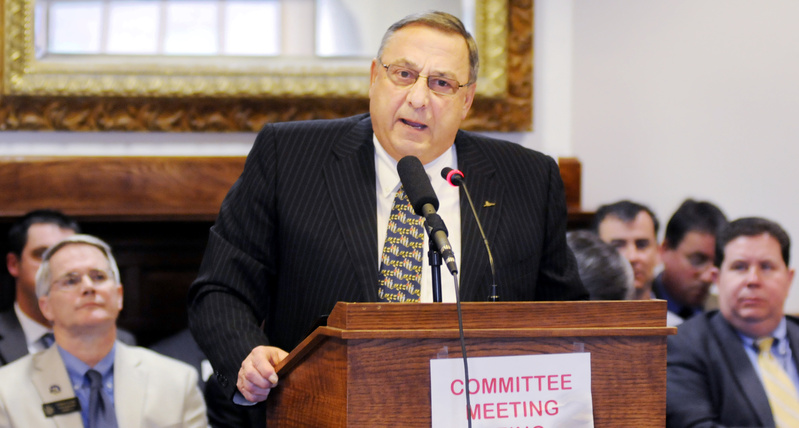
[567,230,635,300]
[35,234,121,298]
[377,10,479,85]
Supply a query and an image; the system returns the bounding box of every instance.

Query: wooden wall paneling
[0,156,588,345]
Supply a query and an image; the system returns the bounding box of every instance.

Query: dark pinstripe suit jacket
[188,113,587,397]
[667,311,799,427]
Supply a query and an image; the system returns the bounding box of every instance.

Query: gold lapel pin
[483,201,496,207]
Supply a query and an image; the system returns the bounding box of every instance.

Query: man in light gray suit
[1,210,135,367]
[0,234,207,428]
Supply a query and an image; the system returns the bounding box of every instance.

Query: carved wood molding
[0,2,532,132]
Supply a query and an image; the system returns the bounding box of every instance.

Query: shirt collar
[738,317,789,352]
[14,302,52,348]
[373,134,457,198]
[58,342,117,387]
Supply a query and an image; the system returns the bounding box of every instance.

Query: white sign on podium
[430,353,594,428]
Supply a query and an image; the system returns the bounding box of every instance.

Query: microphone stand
[428,240,443,302]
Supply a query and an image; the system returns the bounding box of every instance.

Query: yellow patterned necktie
[756,337,799,428]
[377,186,425,302]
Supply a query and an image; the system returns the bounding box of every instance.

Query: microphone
[441,167,499,301]
[397,156,458,275]
[442,168,464,186]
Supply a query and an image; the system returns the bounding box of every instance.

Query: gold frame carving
[0,0,532,132]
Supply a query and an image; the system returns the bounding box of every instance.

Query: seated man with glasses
[654,199,728,326]
[0,234,207,428]
[188,10,587,411]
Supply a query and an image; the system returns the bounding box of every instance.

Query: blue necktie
[39,332,55,349]
[86,370,118,428]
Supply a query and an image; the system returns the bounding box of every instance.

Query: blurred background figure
[592,200,660,300]
[567,230,635,300]
[0,234,206,427]
[655,199,728,326]
[1,210,135,367]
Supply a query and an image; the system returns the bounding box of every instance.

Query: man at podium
[188,10,587,410]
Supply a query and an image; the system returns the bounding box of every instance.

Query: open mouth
[401,118,427,130]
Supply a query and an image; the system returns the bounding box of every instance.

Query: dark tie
[677,306,695,320]
[377,186,425,302]
[39,332,55,349]
[86,370,118,428]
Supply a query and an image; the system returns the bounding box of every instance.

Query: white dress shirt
[374,135,461,303]
[14,302,53,354]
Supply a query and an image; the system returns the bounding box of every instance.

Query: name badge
[42,398,81,417]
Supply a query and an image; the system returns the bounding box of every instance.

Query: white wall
[2,0,798,312]
[570,0,799,313]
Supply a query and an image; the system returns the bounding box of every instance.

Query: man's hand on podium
[237,345,289,403]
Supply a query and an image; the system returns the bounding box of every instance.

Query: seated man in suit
[188,10,586,407]
[1,210,135,367]
[1,209,80,365]
[654,199,727,326]
[0,234,207,427]
[592,200,660,301]
[567,230,634,300]
[151,328,261,428]
[666,217,799,427]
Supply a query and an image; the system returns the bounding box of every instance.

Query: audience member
[151,328,261,428]
[666,217,799,427]
[592,200,660,300]
[567,230,634,300]
[654,199,728,326]
[0,209,134,367]
[0,234,207,427]
[151,328,211,389]
[188,10,587,406]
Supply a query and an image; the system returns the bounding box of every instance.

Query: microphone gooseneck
[397,156,458,275]
[441,167,498,302]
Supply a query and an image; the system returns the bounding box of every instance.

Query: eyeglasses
[381,63,471,95]
[51,269,114,292]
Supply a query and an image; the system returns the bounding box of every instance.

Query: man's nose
[699,264,718,283]
[406,77,430,108]
[79,274,98,293]
[622,245,644,263]
[745,266,762,285]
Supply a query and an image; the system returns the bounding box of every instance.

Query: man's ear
[117,284,124,310]
[368,58,379,99]
[460,83,477,120]
[39,296,54,323]
[6,253,20,278]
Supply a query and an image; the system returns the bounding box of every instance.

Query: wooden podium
[266,301,675,427]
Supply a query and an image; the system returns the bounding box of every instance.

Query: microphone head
[397,156,439,215]
[441,167,464,186]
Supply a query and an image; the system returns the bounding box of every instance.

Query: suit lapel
[31,347,84,428]
[114,343,145,428]
[0,310,29,364]
[324,116,379,301]
[455,133,503,301]
[710,314,774,426]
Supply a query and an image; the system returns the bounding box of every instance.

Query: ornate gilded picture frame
[0,0,532,132]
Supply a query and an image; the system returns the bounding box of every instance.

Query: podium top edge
[327,300,669,330]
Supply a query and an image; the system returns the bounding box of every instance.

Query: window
[35,0,467,58]
[36,0,282,57]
